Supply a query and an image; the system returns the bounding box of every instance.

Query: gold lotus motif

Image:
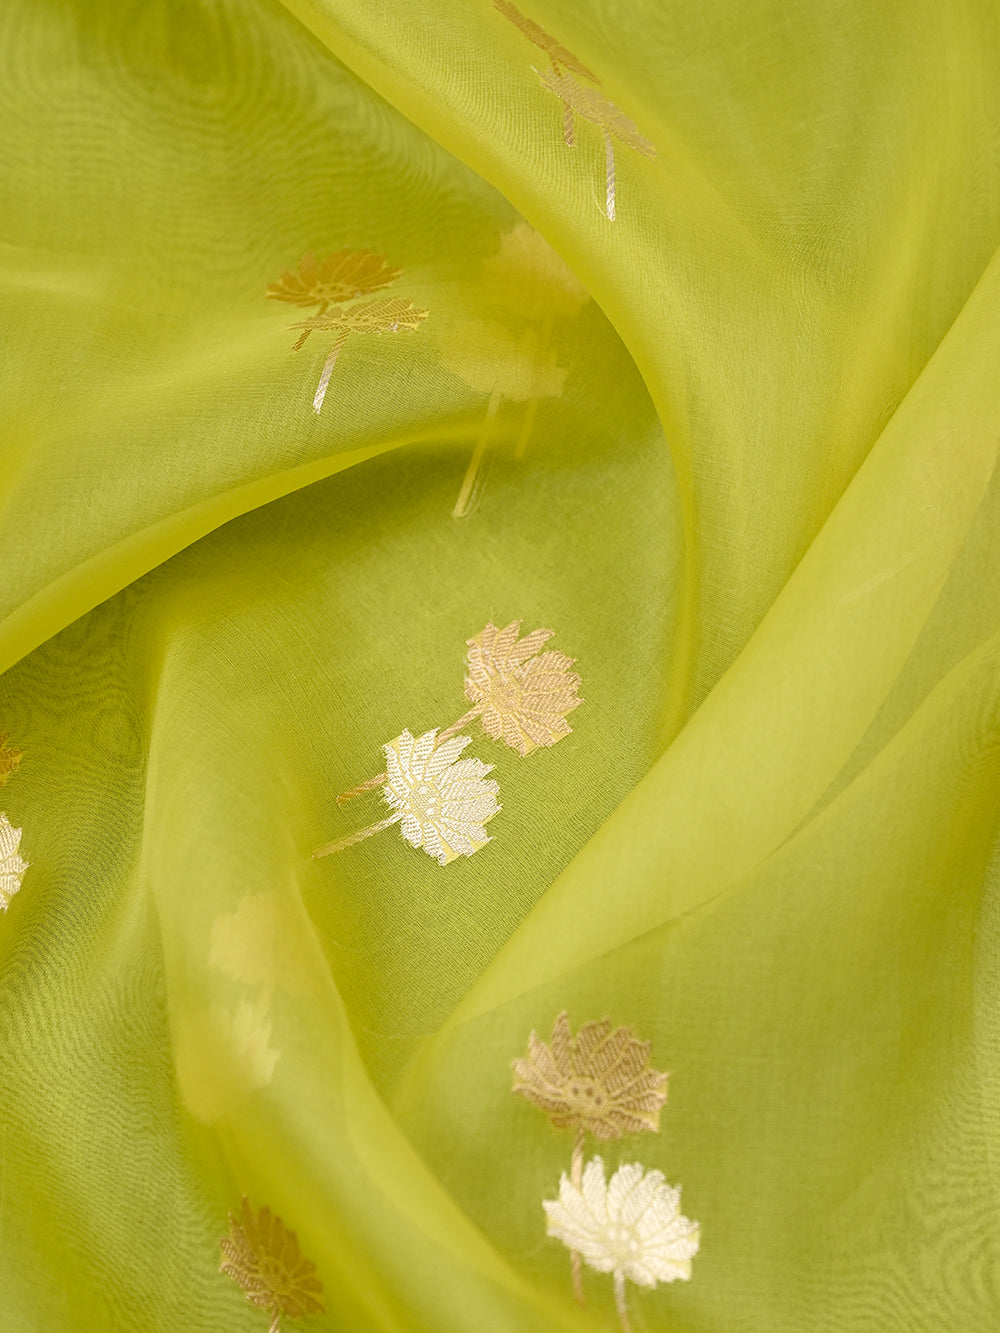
[465,620,582,756]
[220,1197,324,1332]
[0,813,28,914]
[494,0,654,219]
[266,250,401,308]
[331,620,582,808]
[480,222,589,324]
[0,733,23,786]
[513,1011,668,1139]
[544,1157,700,1324]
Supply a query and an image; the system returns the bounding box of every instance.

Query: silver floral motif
[314,728,500,864]
[383,729,501,865]
[0,813,28,913]
[544,1157,699,1330]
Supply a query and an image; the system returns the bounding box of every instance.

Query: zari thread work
[494,0,656,219]
[335,620,583,806]
[512,1012,698,1328]
[220,1197,325,1333]
[0,732,24,786]
[267,250,429,412]
[0,732,28,916]
[313,730,501,865]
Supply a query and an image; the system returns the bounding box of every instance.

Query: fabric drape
[2,1,999,1329]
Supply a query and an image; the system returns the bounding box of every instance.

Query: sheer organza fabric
[2,1,999,1329]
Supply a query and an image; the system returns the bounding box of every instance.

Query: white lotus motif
[544,1156,699,1324]
[0,812,28,913]
[383,729,500,865]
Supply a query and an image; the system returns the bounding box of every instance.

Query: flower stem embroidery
[512,308,555,461]
[604,125,617,222]
[441,225,588,514]
[311,331,350,413]
[452,386,502,519]
[290,297,429,414]
[311,812,402,858]
[534,68,655,222]
[570,1125,586,1302]
[314,730,500,866]
[335,621,582,805]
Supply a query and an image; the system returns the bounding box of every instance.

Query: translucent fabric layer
[1,1,999,1330]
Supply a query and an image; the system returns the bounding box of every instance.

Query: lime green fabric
[2,0,1000,1329]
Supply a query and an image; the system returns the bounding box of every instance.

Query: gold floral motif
[290,296,429,339]
[442,319,567,404]
[480,223,589,325]
[444,225,590,515]
[493,0,600,82]
[494,0,655,220]
[464,621,582,755]
[513,1011,669,1305]
[268,249,427,413]
[333,621,582,807]
[513,1011,668,1140]
[209,891,315,1000]
[0,733,23,786]
[266,250,401,309]
[537,69,655,159]
[536,68,656,221]
[209,995,282,1092]
[289,297,430,414]
[220,1197,325,1333]
[382,729,501,863]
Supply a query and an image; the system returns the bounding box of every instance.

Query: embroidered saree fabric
[2,0,1000,1328]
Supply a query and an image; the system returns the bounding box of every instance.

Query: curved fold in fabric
[426,241,1000,1027]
